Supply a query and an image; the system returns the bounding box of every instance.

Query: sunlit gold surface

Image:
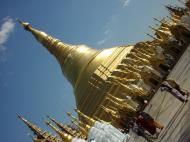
[19,20,135,117]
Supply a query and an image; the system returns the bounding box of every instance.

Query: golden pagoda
[18,19,136,118]
[18,7,189,118]
[45,121,73,142]
[18,0,190,140]
[46,115,78,137]
[17,114,62,142]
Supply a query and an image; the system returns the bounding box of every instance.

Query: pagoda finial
[71,120,88,136]
[46,115,74,136]
[17,19,31,31]
[148,25,157,32]
[146,33,161,41]
[45,121,73,142]
[66,112,78,122]
[167,15,180,23]
[74,108,95,126]
[148,25,171,40]
[17,113,41,136]
[17,19,51,44]
[153,18,171,27]
[153,17,162,23]
[165,5,185,17]
[71,115,91,130]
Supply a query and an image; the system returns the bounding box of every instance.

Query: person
[143,99,152,110]
[160,79,189,102]
[132,123,153,142]
[135,112,164,137]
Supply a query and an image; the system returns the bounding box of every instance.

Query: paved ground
[130,45,190,142]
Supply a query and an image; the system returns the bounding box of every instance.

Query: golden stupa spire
[46,115,74,136]
[66,112,78,122]
[17,19,98,87]
[17,113,45,136]
[146,33,162,41]
[71,120,88,136]
[45,121,73,142]
[74,108,96,126]
[167,15,181,23]
[165,5,185,17]
[148,25,171,40]
[65,112,88,137]
[153,18,172,28]
[70,114,91,130]
[17,114,61,142]
[148,25,158,32]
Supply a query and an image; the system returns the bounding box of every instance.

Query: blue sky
[0,0,182,141]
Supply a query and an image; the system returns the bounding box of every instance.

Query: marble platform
[130,45,190,142]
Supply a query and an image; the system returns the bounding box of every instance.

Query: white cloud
[97,24,110,45]
[97,16,117,46]
[104,29,110,35]
[123,0,131,7]
[97,27,110,45]
[0,17,15,51]
[98,39,107,45]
